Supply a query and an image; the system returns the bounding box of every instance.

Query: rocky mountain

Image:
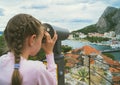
[74,6,120,34]
[96,6,120,34]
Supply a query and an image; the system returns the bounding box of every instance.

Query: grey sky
[0,0,120,31]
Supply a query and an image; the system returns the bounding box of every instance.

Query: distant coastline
[0,31,3,36]
[62,40,120,61]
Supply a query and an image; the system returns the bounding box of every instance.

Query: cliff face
[96,6,120,34]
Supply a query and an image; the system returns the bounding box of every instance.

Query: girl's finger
[44,31,51,40]
[52,31,57,41]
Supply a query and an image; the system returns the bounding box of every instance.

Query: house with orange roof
[112,76,120,85]
[102,55,120,84]
[81,45,100,55]
[79,45,100,66]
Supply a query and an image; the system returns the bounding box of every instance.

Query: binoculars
[39,23,70,59]
[42,23,69,85]
[42,23,69,42]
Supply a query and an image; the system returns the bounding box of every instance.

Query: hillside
[73,6,120,34]
[73,24,97,34]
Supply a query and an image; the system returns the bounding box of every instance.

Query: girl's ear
[28,34,36,46]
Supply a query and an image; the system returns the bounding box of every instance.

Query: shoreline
[62,39,120,61]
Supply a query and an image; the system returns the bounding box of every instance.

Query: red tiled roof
[113,76,120,81]
[102,55,120,66]
[110,67,120,73]
[81,45,100,55]
[65,53,79,59]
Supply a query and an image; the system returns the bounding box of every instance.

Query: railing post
[88,53,97,85]
[88,55,91,85]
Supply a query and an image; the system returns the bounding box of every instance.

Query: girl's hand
[42,31,57,55]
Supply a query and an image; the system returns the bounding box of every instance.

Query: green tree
[0,35,6,56]
[61,45,72,53]
[84,36,110,43]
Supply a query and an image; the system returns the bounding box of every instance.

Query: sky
[0,0,120,32]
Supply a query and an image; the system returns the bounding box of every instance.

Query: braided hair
[4,14,42,85]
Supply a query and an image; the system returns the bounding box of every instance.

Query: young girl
[0,14,57,85]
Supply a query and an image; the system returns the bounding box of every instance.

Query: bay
[62,40,120,61]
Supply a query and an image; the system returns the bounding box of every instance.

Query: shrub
[61,45,72,53]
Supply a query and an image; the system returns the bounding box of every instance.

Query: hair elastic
[14,64,20,69]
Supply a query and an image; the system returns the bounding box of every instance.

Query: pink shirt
[0,52,57,85]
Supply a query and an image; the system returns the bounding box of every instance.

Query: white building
[68,34,74,39]
[116,34,120,40]
[104,31,116,38]
[79,33,87,38]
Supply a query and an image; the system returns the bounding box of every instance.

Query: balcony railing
[64,50,120,85]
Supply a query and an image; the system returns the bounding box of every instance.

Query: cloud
[70,19,92,23]
[0,8,4,16]
[0,0,120,31]
[21,5,48,9]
